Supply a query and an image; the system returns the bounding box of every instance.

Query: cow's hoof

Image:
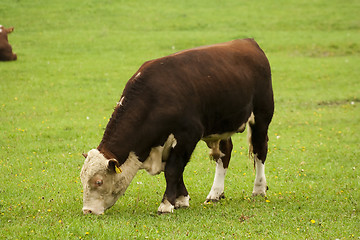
[175,195,190,209]
[252,184,268,197]
[157,199,174,214]
[204,192,225,204]
[252,192,266,197]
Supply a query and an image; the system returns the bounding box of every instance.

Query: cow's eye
[95,179,103,186]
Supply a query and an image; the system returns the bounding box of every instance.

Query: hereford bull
[80,38,274,215]
[0,25,17,61]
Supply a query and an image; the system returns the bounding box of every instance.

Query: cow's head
[80,149,142,215]
[0,25,14,38]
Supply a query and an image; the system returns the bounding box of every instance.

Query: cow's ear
[6,27,14,34]
[108,159,122,174]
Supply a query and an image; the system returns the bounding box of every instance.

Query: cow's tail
[247,113,256,168]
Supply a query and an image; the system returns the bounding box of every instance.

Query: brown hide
[0,26,17,61]
[82,39,274,214]
[98,39,274,165]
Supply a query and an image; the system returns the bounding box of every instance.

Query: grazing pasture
[1,0,359,239]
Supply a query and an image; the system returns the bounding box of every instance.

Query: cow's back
[124,39,272,136]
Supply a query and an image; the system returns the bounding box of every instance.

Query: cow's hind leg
[205,138,233,203]
[248,115,271,196]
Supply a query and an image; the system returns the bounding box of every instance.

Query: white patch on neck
[141,134,177,175]
[116,152,143,187]
[135,72,141,78]
[0,29,2,33]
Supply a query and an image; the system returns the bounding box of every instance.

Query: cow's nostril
[83,209,92,215]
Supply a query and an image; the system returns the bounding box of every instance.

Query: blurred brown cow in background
[0,25,17,61]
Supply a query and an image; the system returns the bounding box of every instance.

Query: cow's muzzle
[82,207,104,215]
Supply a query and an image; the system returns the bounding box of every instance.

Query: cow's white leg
[205,159,227,202]
[158,199,174,213]
[252,156,267,196]
[175,195,190,208]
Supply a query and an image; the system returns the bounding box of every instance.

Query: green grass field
[1,0,359,239]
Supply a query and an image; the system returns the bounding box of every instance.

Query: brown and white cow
[80,39,274,215]
[0,25,17,61]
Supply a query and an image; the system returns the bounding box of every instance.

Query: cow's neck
[97,96,154,164]
[98,122,144,165]
[114,151,143,192]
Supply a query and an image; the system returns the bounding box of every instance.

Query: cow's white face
[80,135,176,214]
[80,149,142,215]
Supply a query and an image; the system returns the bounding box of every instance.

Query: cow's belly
[141,112,254,174]
[201,112,254,159]
[202,132,235,142]
[199,98,253,135]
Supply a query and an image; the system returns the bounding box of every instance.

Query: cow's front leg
[158,134,198,214]
[158,176,184,213]
[205,138,232,203]
[174,175,190,209]
[158,174,190,214]
[157,151,184,213]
